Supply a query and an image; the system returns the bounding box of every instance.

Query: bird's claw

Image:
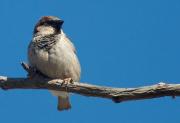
[61,78,73,91]
[63,78,73,83]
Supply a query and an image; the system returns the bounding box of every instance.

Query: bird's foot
[61,78,73,91]
[63,78,73,84]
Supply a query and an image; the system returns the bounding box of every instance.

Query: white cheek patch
[37,26,55,35]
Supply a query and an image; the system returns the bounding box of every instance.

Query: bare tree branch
[0,62,180,103]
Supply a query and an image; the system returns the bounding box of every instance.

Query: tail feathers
[57,96,71,111]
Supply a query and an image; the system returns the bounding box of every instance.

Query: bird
[28,16,81,111]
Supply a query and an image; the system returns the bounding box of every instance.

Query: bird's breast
[28,37,81,81]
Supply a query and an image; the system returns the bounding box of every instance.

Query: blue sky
[0,0,180,122]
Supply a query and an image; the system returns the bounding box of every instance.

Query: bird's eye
[42,22,45,24]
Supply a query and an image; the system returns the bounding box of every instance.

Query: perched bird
[28,16,81,111]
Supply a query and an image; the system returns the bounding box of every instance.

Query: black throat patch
[32,34,59,51]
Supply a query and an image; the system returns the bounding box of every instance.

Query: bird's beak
[57,19,64,25]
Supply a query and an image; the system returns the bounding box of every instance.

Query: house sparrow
[28,16,81,111]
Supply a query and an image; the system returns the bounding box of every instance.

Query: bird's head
[34,16,64,35]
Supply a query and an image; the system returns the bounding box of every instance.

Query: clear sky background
[0,0,180,123]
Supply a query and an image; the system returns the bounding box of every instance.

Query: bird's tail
[50,90,71,111]
[57,96,71,111]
